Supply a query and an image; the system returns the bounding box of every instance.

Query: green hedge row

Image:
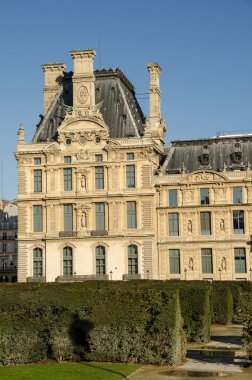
[0,284,183,365]
[0,280,251,366]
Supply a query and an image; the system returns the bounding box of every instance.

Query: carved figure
[81,175,86,189]
[189,257,194,271]
[221,257,226,271]
[81,212,87,229]
[187,220,192,233]
[220,219,225,232]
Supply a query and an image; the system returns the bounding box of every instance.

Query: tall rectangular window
[127,201,137,229]
[169,249,180,274]
[126,165,135,188]
[200,188,210,205]
[168,213,179,236]
[64,204,73,232]
[233,187,242,204]
[234,248,246,273]
[34,170,42,192]
[200,212,211,235]
[64,168,72,191]
[233,211,244,234]
[169,189,178,207]
[33,205,43,232]
[95,167,104,189]
[96,203,105,230]
[201,248,213,273]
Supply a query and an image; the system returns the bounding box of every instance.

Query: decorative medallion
[77,85,89,104]
[199,154,210,166]
[230,152,242,165]
[79,136,86,145]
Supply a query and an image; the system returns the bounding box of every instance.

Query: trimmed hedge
[0,283,183,365]
[211,285,233,325]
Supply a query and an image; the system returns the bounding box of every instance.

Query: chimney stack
[41,63,66,114]
[147,62,162,130]
[70,49,96,110]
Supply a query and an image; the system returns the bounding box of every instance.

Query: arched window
[63,246,73,276]
[96,246,105,275]
[33,248,42,277]
[128,245,138,274]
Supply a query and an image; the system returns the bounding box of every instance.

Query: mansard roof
[32,68,145,143]
[163,134,252,174]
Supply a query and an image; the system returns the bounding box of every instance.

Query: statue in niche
[187,220,192,233]
[81,212,87,229]
[220,219,225,232]
[189,257,194,271]
[221,257,226,271]
[80,175,86,189]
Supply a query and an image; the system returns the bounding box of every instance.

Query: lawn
[0,362,140,380]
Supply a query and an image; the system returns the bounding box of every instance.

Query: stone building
[15,49,252,282]
[0,201,18,282]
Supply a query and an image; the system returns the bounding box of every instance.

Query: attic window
[66,138,72,145]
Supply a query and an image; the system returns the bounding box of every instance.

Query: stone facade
[0,201,18,282]
[15,49,252,282]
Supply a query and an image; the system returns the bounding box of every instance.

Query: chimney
[41,63,66,114]
[147,62,162,130]
[70,49,96,110]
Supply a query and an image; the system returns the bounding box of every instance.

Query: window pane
[34,158,41,165]
[63,247,73,276]
[64,156,71,163]
[128,245,138,274]
[168,213,179,236]
[95,154,103,162]
[96,203,105,230]
[95,167,104,189]
[126,165,135,188]
[200,188,210,205]
[64,204,73,231]
[33,205,43,232]
[169,189,178,207]
[127,153,134,160]
[96,245,105,275]
[200,212,211,235]
[33,248,42,277]
[234,248,246,273]
[201,248,213,273]
[233,187,242,204]
[64,168,72,191]
[233,211,244,234]
[169,249,180,274]
[34,170,42,192]
[127,201,137,229]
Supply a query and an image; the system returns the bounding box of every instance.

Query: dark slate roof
[32,69,145,143]
[163,135,252,174]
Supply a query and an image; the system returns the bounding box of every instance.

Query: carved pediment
[180,170,228,184]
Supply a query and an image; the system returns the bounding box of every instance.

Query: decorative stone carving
[80,174,86,189]
[77,84,89,104]
[183,171,227,183]
[189,257,194,271]
[50,170,55,191]
[17,123,25,143]
[187,220,192,233]
[80,212,87,229]
[76,149,91,161]
[220,219,225,232]
[221,257,226,271]
[17,155,32,166]
[230,152,242,165]
[198,154,210,166]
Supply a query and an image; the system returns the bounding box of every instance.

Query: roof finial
[17,123,25,144]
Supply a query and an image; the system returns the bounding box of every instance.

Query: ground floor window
[201,248,213,273]
[128,245,138,274]
[33,248,42,277]
[234,248,246,273]
[96,245,105,275]
[63,246,73,276]
[169,249,180,274]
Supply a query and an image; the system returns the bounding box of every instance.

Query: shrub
[211,286,233,324]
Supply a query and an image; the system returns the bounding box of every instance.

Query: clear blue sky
[0,0,252,200]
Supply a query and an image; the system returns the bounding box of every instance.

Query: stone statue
[81,212,87,229]
[189,257,194,271]
[220,219,225,232]
[81,175,86,189]
[187,220,192,233]
[221,257,226,271]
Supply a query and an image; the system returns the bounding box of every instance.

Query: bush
[211,286,233,324]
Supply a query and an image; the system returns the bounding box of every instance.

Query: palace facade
[15,49,252,282]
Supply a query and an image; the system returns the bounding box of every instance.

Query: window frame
[200,188,210,205]
[234,248,246,273]
[63,204,73,232]
[126,165,136,188]
[201,248,213,274]
[127,201,137,229]
[96,245,106,275]
[95,166,104,189]
[168,213,179,236]
[95,202,105,231]
[169,189,178,207]
[169,249,180,274]
[64,168,72,191]
[33,248,43,277]
[233,187,242,204]
[233,210,244,234]
[33,205,43,232]
[128,244,138,274]
[34,169,42,192]
[200,212,211,235]
[63,246,73,276]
